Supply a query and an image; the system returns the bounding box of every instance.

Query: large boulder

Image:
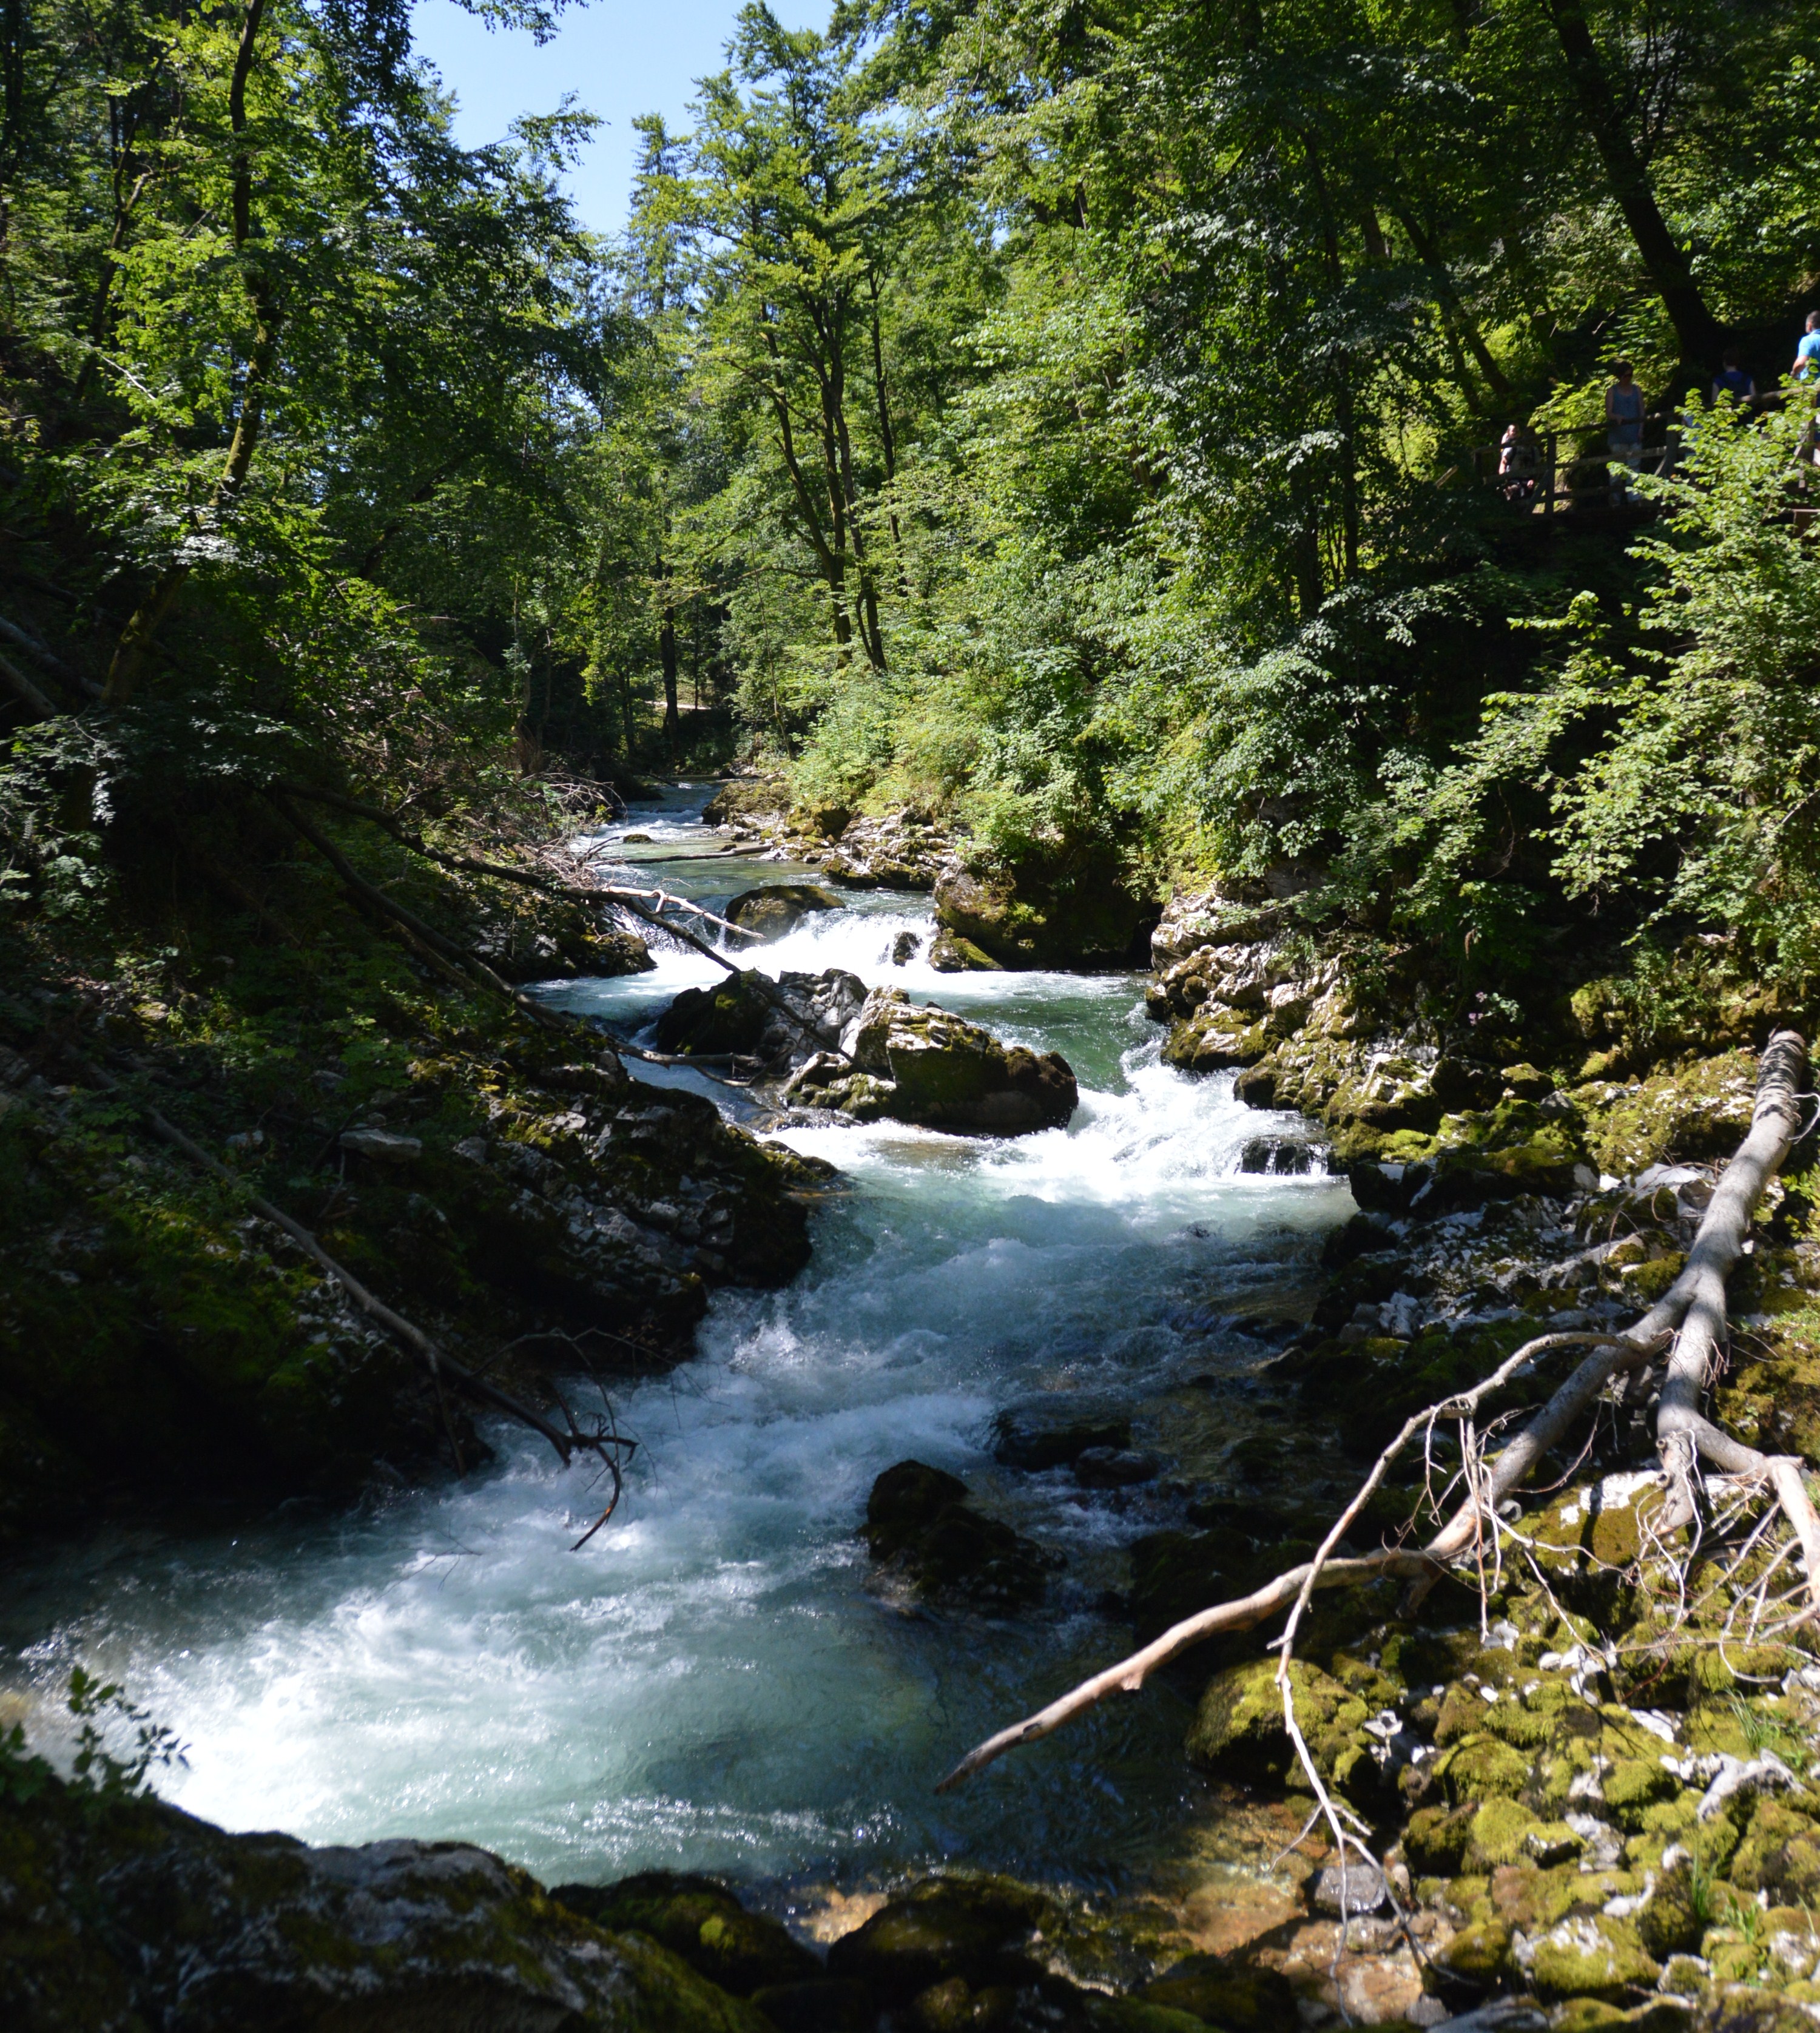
[702,775,791,826]
[786,986,1077,1135]
[933,854,1156,971]
[0,1770,766,2032]
[724,885,843,940]
[654,968,868,1075]
[863,1459,1056,1610]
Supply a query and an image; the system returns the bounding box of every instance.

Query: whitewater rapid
[1,788,1350,1897]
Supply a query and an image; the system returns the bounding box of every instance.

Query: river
[0,785,1350,1913]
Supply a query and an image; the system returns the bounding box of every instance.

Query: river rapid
[0,786,1351,1912]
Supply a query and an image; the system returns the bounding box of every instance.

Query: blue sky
[410,1,827,236]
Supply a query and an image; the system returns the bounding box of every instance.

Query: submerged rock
[787,986,1077,1135]
[0,1772,765,2031]
[724,883,843,940]
[863,1460,1056,1610]
[993,1408,1131,1472]
[553,1870,820,1995]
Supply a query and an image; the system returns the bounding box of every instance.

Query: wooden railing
[1463,411,1680,517]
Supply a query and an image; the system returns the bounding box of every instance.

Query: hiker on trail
[1713,348,1756,406]
[1793,310,1820,382]
[1605,360,1645,499]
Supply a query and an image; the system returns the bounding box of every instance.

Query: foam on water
[0,790,1351,1895]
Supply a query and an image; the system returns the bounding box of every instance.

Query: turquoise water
[0,787,1349,1899]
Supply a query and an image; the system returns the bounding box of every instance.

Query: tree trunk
[1543,0,1724,370]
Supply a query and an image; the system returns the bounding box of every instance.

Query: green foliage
[0,1670,185,1804]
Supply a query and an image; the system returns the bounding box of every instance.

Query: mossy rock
[1163,1005,1272,1072]
[1634,1863,1705,1961]
[1585,1053,1760,1177]
[934,857,1156,971]
[0,1770,766,2031]
[863,1461,1055,1611]
[1602,1758,1680,1827]
[1551,1999,1631,2033]
[1467,1797,1543,1869]
[1527,1913,1660,2000]
[1184,1656,1373,1796]
[823,1877,1051,2001]
[834,986,1079,1133]
[1434,1733,1533,1804]
[1730,1798,1820,1901]
[1137,1953,1298,2031]
[724,883,843,939]
[928,932,1004,973]
[1437,1917,1514,1983]
[1405,1802,1475,1875]
[553,1871,820,1995]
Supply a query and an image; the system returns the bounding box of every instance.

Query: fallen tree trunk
[271,782,849,1069]
[937,1030,1815,1791]
[1654,1029,1810,1526]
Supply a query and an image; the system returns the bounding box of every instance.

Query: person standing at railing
[1791,310,1820,383]
[1713,348,1757,406]
[1605,361,1645,501]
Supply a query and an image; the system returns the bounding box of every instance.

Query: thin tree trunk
[658,584,681,757]
[1395,208,1516,407]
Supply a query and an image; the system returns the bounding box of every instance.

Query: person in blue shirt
[1712,348,1756,406]
[1793,311,1820,382]
[1605,360,1646,499]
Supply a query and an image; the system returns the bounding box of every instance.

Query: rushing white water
[0,786,1350,1898]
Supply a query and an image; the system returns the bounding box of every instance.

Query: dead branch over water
[939,1029,1818,1792]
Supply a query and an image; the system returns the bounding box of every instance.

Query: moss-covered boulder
[792,988,1077,1135]
[1580,1052,1761,1177]
[552,1871,820,1996]
[653,967,866,1074]
[928,932,1003,973]
[823,1877,1051,2000]
[863,1460,1056,1610]
[0,1770,766,2031]
[1136,1954,1297,2031]
[1523,1912,1660,2000]
[1184,1656,1375,1796]
[724,885,843,940]
[703,775,792,826]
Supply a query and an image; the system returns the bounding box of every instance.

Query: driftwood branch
[938,1030,1816,1791]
